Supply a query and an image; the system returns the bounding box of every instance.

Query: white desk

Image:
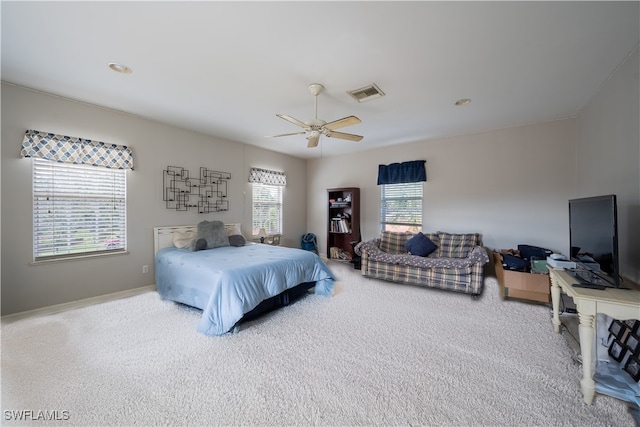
[549,268,640,404]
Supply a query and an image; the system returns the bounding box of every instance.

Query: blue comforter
[155,244,335,335]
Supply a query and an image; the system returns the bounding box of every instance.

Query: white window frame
[380,182,423,233]
[251,183,283,237]
[32,158,127,261]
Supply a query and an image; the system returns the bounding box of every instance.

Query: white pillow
[173,230,196,249]
[225,223,242,236]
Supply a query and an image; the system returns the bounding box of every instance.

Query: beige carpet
[1,260,635,426]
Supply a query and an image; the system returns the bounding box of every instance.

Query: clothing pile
[500,244,552,273]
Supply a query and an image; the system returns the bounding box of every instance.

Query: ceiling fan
[268,83,363,148]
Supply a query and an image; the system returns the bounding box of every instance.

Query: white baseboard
[1,285,157,323]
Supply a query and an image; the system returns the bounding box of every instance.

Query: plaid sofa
[354,231,490,296]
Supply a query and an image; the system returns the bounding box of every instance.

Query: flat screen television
[568,194,621,288]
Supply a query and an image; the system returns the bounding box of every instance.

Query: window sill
[31,250,129,265]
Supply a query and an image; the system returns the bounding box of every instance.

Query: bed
[154,224,335,336]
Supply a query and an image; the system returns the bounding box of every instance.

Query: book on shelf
[330,218,351,233]
[329,246,352,260]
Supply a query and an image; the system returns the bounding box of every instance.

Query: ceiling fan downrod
[308,83,324,121]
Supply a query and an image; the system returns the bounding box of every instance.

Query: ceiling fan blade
[276,114,308,129]
[307,133,320,148]
[325,131,363,142]
[266,131,306,138]
[323,115,361,131]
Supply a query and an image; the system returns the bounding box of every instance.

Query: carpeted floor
[1,260,636,426]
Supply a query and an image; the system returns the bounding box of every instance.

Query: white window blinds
[380,182,423,232]
[249,168,285,237]
[251,183,283,236]
[32,158,127,261]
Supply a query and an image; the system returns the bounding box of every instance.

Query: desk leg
[578,312,596,404]
[550,272,562,333]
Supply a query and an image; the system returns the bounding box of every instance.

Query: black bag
[518,244,552,261]
[502,253,529,272]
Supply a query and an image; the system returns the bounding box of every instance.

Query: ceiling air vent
[348,83,385,103]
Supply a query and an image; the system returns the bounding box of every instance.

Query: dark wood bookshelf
[327,187,361,260]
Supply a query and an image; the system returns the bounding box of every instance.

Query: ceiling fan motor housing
[269,83,363,147]
[305,118,326,130]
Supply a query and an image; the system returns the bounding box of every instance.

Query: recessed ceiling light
[454,98,471,106]
[108,63,132,74]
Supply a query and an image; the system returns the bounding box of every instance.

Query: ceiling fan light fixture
[348,83,385,103]
[108,62,132,74]
[454,98,471,106]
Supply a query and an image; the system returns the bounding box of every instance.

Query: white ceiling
[2,1,638,159]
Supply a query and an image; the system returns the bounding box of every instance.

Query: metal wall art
[163,166,231,213]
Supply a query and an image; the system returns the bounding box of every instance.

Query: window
[32,158,127,261]
[251,183,283,236]
[380,182,423,232]
[248,167,286,237]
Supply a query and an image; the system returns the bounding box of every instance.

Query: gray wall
[2,46,637,316]
[307,119,576,257]
[1,83,307,315]
[308,47,640,285]
[576,48,639,283]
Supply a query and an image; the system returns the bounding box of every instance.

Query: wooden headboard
[153,223,241,255]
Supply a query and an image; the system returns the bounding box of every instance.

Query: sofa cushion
[424,232,440,243]
[379,231,412,254]
[359,240,489,268]
[437,232,480,258]
[423,232,441,257]
[405,232,438,257]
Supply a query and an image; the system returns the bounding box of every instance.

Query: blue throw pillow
[405,232,437,257]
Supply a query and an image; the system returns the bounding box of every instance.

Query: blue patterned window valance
[377,160,426,185]
[20,129,134,170]
[249,167,286,186]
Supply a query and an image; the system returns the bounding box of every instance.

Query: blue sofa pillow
[405,232,437,257]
